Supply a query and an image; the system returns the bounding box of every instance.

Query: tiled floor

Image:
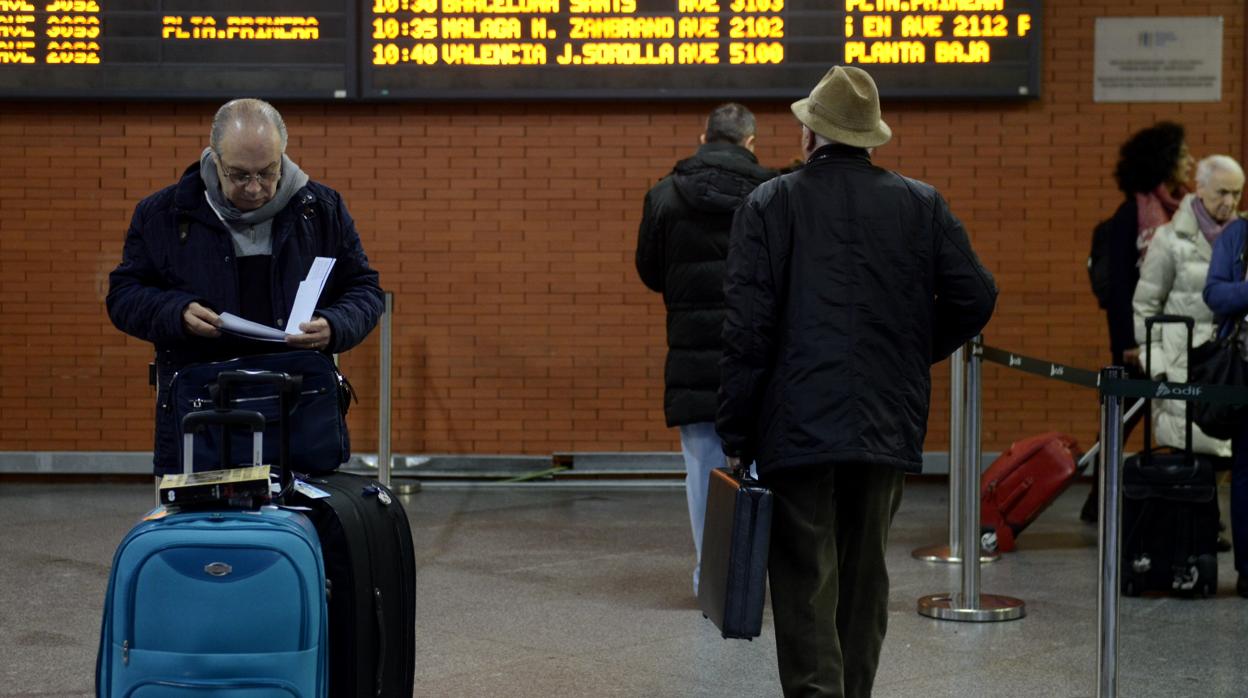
[2,477,1245,697]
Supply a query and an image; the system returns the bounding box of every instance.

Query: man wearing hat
[717,66,997,697]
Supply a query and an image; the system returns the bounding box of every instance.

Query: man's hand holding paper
[183,301,223,338]
[286,316,332,350]
[215,257,337,345]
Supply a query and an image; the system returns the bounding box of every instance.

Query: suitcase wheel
[980,529,998,554]
[1197,554,1218,598]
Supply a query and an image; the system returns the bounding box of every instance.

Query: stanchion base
[916,593,1026,622]
[910,544,999,564]
[393,482,423,495]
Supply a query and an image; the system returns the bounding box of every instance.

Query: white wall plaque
[1094,17,1223,103]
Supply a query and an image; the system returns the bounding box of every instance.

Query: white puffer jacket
[1132,194,1231,457]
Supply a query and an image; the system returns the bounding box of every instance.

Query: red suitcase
[980,432,1082,553]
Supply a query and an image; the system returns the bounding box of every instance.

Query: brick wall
[0,1,1243,459]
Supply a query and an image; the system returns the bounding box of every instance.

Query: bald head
[210,98,288,153]
[210,99,287,211]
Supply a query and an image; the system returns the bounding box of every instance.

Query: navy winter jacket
[1202,217,1248,336]
[107,162,383,469]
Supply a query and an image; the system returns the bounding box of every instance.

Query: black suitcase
[698,466,773,639]
[213,370,417,696]
[1121,315,1220,597]
[296,471,417,697]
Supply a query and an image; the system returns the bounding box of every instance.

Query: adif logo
[1155,383,1202,398]
[1008,355,1022,367]
[1050,365,1065,377]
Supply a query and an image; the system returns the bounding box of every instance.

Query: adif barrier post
[912,346,999,564]
[917,339,1026,622]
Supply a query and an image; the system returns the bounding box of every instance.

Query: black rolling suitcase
[294,472,417,697]
[213,368,417,696]
[698,466,773,639]
[1121,315,1220,597]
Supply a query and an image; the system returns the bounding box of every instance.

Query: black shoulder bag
[1189,236,1248,440]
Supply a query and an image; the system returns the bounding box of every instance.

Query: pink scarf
[1191,197,1233,245]
[1135,184,1186,258]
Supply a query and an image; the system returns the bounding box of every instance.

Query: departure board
[0,0,1041,99]
[0,0,353,98]
[361,0,1042,99]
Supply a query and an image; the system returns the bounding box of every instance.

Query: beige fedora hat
[791,66,891,148]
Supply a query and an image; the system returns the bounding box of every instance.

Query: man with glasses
[107,98,383,475]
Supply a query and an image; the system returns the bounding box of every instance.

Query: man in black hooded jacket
[636,103,776,596]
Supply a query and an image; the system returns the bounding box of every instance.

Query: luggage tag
[142,505,170,521]
[363,484,392,506]
[293,478,331,500]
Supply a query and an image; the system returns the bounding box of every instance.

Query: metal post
[918,339,1025,622]
[949,348,966,561]
[1097,366,1126,698]
[961,345,983,605]
[378,291,393,488]
[913,346,998,564]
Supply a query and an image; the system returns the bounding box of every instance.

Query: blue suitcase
[97,403,328,697]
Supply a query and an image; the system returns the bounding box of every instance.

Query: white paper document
[285,257,336,334]
[218,313,287,342]
[217,256,336,342]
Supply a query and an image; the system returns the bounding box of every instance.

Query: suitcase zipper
[374,588,386,695]
[122,639,129,666]
[190,387,327,410]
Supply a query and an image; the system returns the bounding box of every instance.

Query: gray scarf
[200,147,310,256]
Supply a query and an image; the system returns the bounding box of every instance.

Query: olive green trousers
[766,463,905,698]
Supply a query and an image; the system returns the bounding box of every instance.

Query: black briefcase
[698,466,773,639]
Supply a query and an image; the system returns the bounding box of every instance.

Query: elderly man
[107,98,383,475]
[1134,155,1244,456]
[718,66,997,697]
[636,102,775,596]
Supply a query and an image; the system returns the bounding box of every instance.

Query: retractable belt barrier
[1100,376,1248,404]
[977,339,1248,405]
[917,338,1025,625]
[967,338,1248,698]
[976,343,1100,389]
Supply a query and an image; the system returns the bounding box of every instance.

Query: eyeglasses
[215,154,280,187]
[221,167,280,187]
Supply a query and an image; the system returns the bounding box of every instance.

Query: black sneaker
[1238,575,1248,599]
[1218,536,1233,553]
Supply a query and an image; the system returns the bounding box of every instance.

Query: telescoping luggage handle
[215,370,301,498]
[1143,314,1196,471]
[181,409,265,474]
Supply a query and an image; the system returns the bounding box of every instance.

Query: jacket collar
[1168,194,1200,242]
[806,143,872,166]
[675,141,771,179]
[694,140,759,163]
